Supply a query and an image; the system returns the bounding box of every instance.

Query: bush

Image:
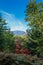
[15,43,30,55]
[1,54,32,65]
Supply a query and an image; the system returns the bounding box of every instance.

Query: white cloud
[11,25,27,32]
[0,10,27,32]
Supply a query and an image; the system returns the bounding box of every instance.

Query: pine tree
[25,0,43,55]
[0,14,7,51]
[0,14,15,52]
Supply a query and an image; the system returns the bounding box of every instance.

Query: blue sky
[0,0,43,32]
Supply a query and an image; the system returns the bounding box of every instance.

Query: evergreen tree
[25,0,43,55]
[0,14,15,52]
[0,14,7,51]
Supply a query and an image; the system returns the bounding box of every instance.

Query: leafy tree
[0,14,15,52]
[0,14,8,51]
[4,30,15,52]
[25,0,43,55]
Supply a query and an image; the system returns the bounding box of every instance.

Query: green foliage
[25,0,43,55]
[14,35,28,49]
[0,54,43,65]
[1,55,32,65]
[4,31,15,52]
[0,14,15,52]
[0,14,7,51]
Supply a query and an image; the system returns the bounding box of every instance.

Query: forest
[0,0,43,65]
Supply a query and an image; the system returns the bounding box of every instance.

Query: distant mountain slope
[11,30,26,35]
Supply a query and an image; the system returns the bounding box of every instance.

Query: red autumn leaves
[15,44,30,55]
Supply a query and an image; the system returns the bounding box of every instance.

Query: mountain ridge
[11,30,26,35]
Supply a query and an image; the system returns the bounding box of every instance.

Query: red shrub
[22,49,30,55]
[15,44,30,55]
[16,44,22,49]
[15,49,21,54]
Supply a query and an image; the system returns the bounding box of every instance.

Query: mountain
[11,30,26,35]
